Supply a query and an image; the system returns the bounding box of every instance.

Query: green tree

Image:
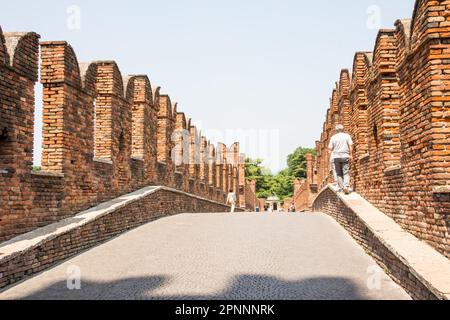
[245,158,274,199]
[245,147,314,202]
[244,159,293,201]
[245,158,264,187]
[273,169,294,199]
[287,147,315,179]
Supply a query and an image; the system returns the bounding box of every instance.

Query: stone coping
[318,184,450,300]
[384,165,402,176]
[30,170,64,178]
[358,153,370,162]
[0,186,234,265]
[93,158,113,165]
[433,186,450,194]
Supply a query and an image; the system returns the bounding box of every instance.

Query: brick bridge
[0,0,449,300]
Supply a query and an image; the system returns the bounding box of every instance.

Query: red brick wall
[173,108,190,192]
[291,180,310,211]
[215,143,226,202]
[198,136,207,197]
[207,143,217,199]
[312,0,450,258]
[244,180,257,211]
[129,75,158,185]
[312,187,439,300]
[0,27,248,242]
[156,94,176,188]
[0,31,40,238]
[289,153,318,211]
[238,154,246,208]
[228,143,240,198]
[189,125,200,194]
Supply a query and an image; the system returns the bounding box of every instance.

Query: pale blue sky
[0,0,416,172]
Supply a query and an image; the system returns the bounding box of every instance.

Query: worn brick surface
[299,0,450,258]
[313,188,440,300]
[0,28,249,243]
[0,31,40,241]
[244,180,257,211]
[286,153,318,211]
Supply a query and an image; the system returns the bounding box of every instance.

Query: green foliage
[245,146,314,201]
[245,158,266,190]
[33,166,42,172]
[287,147,315,179]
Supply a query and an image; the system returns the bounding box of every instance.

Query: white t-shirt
[227,193,237,204]
[328,132,353,160]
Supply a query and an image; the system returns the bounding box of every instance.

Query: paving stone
[0,213,410,300]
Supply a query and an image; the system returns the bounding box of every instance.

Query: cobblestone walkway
[0,213,410,300]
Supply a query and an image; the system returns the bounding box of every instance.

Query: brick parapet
[311,0,450,258]
[0,27,248,242]
[312,185,449,300]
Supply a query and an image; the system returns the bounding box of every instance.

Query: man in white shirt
[226,189,237,213]
[328,124,354,194]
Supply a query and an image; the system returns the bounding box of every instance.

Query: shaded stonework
[305,0,450,258]
[312,187,443,300]
[0,28,251,243]
[244,180,257,211]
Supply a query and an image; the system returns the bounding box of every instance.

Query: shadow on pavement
[12,274,368,300]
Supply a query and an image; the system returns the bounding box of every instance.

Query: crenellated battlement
[0,27,247,242]
[308,0,450,258]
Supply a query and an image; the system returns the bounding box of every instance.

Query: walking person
[226,189,237,213]
[328,124,354,194]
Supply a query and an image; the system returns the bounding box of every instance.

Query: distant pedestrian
[328,124,354,194]
[226,189,237,213]
[289,204,295,213]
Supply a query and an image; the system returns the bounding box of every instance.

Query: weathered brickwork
[0,31,40,239]
[312,188,439,300]
[244,179,257,211]
[0,28,250,243]
[207,143,217,199]
[312,0,450,258]
[286,153,318,211]
[286,180,312,212]
[215,143,226,202]
[129,75,158,184]
[229,143,240,192]
[189,124,200,194]
[173,107,189,192]
[238,153,247,208]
